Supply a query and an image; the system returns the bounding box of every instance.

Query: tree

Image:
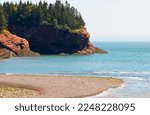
[0,5,7,32]
[52,19,59,29]
[0,1,85,30]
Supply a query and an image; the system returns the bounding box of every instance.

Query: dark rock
[9,25,107,55]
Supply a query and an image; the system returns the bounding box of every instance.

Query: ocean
[0,42,150,98]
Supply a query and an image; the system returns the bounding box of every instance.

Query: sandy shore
[0,75,123,98]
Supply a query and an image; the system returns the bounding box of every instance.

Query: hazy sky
[0,0,150,41]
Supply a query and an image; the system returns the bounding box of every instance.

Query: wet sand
[0,75,123,98]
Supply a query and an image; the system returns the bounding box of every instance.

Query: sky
[0,0,150,41]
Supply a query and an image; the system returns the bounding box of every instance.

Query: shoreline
[90,83,125,98]
[0,75,123,98]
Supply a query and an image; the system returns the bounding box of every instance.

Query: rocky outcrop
[0,32,38,59]
[76,27,107,54]
[9,25,107,55]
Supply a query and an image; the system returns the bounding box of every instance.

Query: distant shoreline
[0,75,123,98]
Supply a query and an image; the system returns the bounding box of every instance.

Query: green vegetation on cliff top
[0,5,7,32]
[0,0,85,32]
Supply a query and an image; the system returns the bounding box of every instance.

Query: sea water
[0,42,150,98]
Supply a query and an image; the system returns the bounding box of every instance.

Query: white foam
[119,72,150,75]
[93,71,150,75]
[90,83,125,98]
[4,73,14,75]
[128,77,144,81]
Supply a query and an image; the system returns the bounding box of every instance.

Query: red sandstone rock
[79,27,90,39]
[77,27,107,54]
[0,32,38,59]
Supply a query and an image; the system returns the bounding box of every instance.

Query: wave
[1,71,150,76]
[118,72,150,75]
[128,77,150,87]
[92,71,150,75]
[0,73,15,75]
[90,83,126,98]
[127,77,144,81]
[47,71,150,77]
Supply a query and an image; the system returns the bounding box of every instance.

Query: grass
[1,29,11,36]
[71,28,82,33]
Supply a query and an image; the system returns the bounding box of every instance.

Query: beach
[0,75,122,98]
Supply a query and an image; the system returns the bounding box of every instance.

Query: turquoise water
[0,42,150,97]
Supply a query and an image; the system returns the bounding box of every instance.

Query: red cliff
[0,31,38,59]
[76,27,107,55]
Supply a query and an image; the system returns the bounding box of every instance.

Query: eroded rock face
[0,32,38,59]
[9,25,107,55]
[77,27,107,55]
